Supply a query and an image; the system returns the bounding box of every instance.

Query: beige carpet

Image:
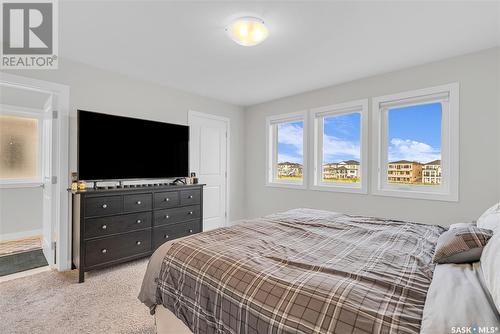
[0,258,155,334]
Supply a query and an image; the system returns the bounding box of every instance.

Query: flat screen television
[78,110,189,180]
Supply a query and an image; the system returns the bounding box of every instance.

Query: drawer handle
[164,215,170,219]
[136,200,142,205]
[136,219,142,224]
[188,211,193,215]
[164,198,170,202]
[101,249,107,254]
[102,204,108,209]
[189,229,193,233]
[101,224,107,230]
[188,195,193,199]
[136,241,141,246]
[164,234,169,239]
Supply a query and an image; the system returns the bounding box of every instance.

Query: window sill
[265,182,307,190]
[0,181,43,189]
[372,187,458,202]
[310,184,368,194]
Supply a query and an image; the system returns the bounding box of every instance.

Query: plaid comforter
[156,208,445,334]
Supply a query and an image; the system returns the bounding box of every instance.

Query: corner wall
[244,47,500,225]
[2,58,246,222]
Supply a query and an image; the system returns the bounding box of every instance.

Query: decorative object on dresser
[72,184,204,283]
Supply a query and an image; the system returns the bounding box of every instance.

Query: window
[311,100,368,193]
[372,83,459,201]
[266,111,307,188]
[0,111,42,185]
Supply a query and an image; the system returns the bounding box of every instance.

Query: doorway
[188,111,229,231]
[0,73,69,276]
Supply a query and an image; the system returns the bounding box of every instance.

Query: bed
[139,208,500,334]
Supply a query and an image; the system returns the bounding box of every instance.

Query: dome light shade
[225,16,269,46]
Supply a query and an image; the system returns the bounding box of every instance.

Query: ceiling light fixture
[225,16,269,46]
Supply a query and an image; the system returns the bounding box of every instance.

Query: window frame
[0,104,44,188]
[310,99,369,194]
[265,110,308,189]
[372,83,459,201]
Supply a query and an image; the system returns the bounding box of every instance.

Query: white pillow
[477,202,500,233]
[449,222,476,230]
[481,232,500,314]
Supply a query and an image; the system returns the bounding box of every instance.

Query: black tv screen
[78,110,189,180]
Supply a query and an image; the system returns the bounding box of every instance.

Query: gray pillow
[433,226,493,264]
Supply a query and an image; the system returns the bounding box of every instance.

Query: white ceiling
[60,1,500,106]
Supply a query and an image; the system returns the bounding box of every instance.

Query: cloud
[323,135,360,162]
[277,123,304,163]
[276,123,362,164]
[389,138,440,163]
[277,122,303,151]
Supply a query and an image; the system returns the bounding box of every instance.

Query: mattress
[139,208,499,333]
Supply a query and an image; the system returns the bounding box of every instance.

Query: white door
[42,96,55,266]
[1,73,70,271]
[189,111,228,231]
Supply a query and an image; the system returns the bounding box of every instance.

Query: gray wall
[0,187,43,240]
[2,48,499,233]
[2,58,246,228]
[244,47,500,225]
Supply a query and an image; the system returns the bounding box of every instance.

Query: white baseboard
[0,229,42,241]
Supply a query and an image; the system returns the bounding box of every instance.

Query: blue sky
[277,114,362,164]
[323,113,360,163]
[388,102,442,163]
[277,121,304,163]
[276,102,442,165]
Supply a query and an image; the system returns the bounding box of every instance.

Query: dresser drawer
[153,220,201,249]
[85,229,151,267]
[154,205,201,226]
[180,189,201,206]
[154,191,179,209]
[85,196,123,217]
[124,193,152,212]
[84,212,152,239]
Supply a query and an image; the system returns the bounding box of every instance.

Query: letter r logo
[2,2,53,54]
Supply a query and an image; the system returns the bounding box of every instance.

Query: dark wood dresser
[72,184,204,282]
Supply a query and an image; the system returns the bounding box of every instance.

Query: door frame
[188,110,230,227]
[0,72,70,271]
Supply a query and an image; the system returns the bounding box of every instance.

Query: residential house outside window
[266,111,307,188]
[311,99,368,193]
[372,83,459,201]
